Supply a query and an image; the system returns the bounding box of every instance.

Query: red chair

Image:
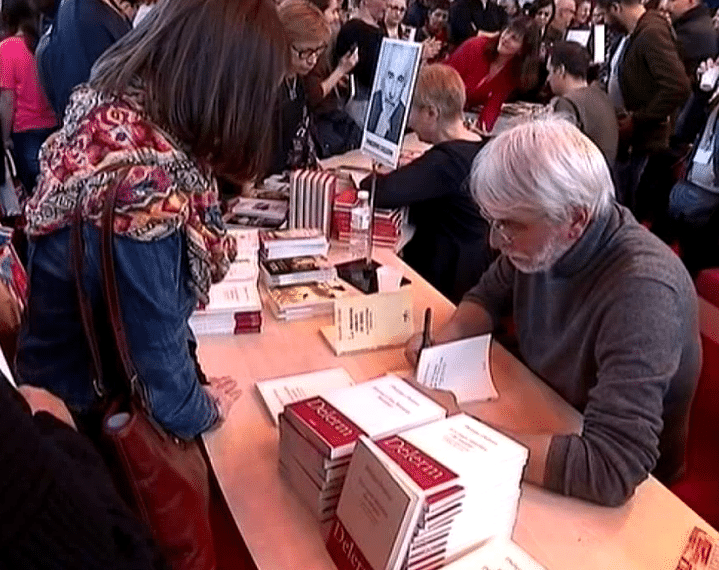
[669,269,719,530]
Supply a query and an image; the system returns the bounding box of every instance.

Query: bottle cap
[357,190,369,200]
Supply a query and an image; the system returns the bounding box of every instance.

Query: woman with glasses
[446,15,541,132]
[268,0,331,174]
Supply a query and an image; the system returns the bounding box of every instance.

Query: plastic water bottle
[349,190,371,259]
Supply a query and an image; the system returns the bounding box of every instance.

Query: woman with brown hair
[16,0,288,440]
[269,0,331,173]
[446,15,541,131]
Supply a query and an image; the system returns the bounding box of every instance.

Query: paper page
[255,367,355,426]
[415,335,497,404]
[320,289,414,355]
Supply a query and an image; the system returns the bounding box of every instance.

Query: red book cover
[327,518,377,570]
[376,436,458,491]
[285,396,366,459]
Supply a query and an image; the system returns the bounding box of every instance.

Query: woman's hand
[338,47,359,75]
[17,385,77,429]
[205,376,242,423]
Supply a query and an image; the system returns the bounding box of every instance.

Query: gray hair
[470,115,614,222]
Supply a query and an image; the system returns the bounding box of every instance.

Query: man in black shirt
[448,0,507,47]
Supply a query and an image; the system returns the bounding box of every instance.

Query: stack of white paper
[327,414,528,570]
[278,375,447,522]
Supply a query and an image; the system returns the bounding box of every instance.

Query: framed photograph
[360,38,422,169]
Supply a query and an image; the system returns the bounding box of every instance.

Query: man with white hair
[406,117,701,507]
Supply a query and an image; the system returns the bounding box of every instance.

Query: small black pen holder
[335,258,382,294]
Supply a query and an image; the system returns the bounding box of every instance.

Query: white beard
[506,232,573,274]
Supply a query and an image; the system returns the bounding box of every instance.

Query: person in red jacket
[446,15,540,131]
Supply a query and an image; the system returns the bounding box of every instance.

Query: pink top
[446,35,520,131]
[0,36,57,133]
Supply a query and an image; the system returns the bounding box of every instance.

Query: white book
[442,537,545,570]
[328,437,426,570]
[415,334,498,404]
[256,367,356,426]
[284,374,446,460]
[196,280,262,313]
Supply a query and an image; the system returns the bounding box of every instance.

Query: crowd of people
[0,0,716,566]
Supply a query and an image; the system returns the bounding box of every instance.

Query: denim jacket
[17,225,218,440]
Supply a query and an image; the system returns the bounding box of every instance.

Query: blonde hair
[412,64,465,122]
[278,0,331,44]
[470,115,614,222]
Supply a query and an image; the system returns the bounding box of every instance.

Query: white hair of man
[470,115,614,224]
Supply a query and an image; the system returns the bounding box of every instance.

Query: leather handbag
[71,169,218,570]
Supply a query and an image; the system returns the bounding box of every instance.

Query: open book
[415,334,498,404]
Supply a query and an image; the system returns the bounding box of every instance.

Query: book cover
[329,438,423,570]
[265,279,361,318]
[279,413,351,476]
[256,367,355,426]
[415,334,498,404]
[283,375,446,460]
[441,537,546,570]
[320,289,414,355]
[227,196,288,222]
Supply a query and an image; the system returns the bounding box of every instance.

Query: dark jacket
[448,0,507,46]
[673,3,718,79]
[366,90,406,144]
[620,10,691,153]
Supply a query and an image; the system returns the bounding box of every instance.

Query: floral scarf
[24,85,236,304]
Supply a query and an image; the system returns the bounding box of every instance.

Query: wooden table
[200,247,717,570]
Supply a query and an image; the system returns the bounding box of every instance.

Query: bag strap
[71,167,141,402]
[72,206,108,399]
[99,170,143,401]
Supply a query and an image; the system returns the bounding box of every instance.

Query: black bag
[312,108,363,159]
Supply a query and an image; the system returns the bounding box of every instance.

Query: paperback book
[327,414,529,570]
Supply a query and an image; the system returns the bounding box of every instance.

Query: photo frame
[360,38,422,169]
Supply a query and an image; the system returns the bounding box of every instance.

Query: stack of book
[327,414,528,570]
[260,256,336,288]
[288,170,336,236]
[223,196,288,229]
[189,228,263,335]
[331,183,405,249]
[259,228,329,260]
[264,279,361,321]
[277,375,447,522]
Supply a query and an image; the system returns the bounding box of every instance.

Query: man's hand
[17,385,77,429]
[405,332,425,367]
[205,376,242,423]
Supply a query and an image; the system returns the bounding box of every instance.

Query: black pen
[419,308,432,356]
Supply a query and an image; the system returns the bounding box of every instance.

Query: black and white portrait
[361,38,421,168]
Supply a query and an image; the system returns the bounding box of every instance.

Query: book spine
[326,518,377,570]
[376,436,458,492]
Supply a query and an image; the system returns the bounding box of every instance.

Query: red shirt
[446,36,519,131]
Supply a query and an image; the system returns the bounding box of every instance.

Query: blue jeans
[11,127,56,194]
[16,226,218,439]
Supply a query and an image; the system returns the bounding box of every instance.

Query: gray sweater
[464,203,701,506]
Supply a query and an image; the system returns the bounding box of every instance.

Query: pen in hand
[419,308,432,357]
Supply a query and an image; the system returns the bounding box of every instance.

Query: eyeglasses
[387,5,407,12]
[480,210,517,244]
[291,44,327,61]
